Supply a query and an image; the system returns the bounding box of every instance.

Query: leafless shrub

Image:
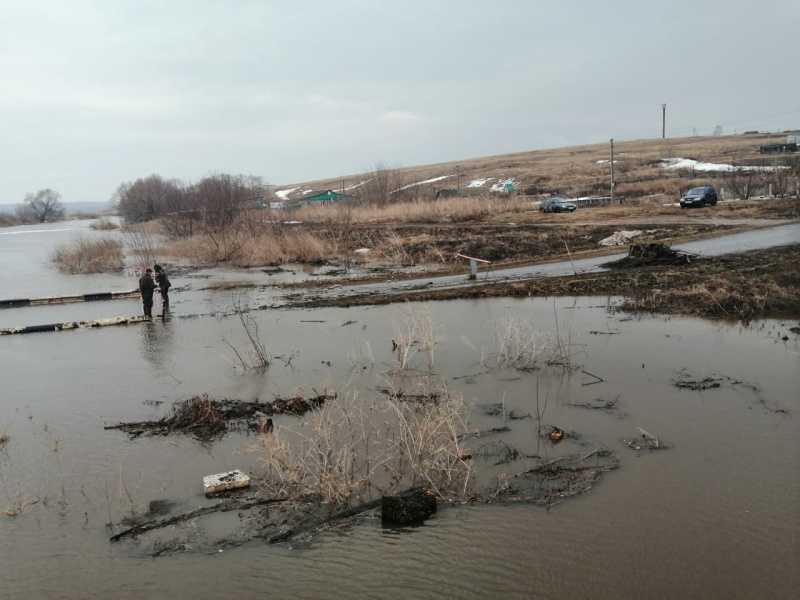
[51,235,125,273]
[90,217,119,230]
[360,161,408,206]
[224,298,270,371]
[721,168,763,200]
[481,318,553,371]
[391,305,441,373]
[254,388,473,505]
[0,431,10,446]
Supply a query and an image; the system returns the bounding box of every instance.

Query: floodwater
[1,221,799,599]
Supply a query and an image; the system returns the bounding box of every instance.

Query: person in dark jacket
[153,264,171,310]
[138,268,156,318]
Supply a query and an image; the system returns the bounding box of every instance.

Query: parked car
[539,198,577,213]
[680,186,718,208]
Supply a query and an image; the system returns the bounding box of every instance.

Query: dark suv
[680,186,718,208]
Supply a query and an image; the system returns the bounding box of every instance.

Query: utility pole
[456,165,461,196]
[662,103,666,138]
[610,139,615,204]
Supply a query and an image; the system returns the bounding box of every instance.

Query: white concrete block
[203,470,250,495]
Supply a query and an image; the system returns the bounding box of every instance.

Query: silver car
[539,198,577,213]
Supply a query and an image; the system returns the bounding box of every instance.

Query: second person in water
[153,264,171,310]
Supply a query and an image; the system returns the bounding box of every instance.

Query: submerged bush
[51,234,125,273]
[89,217,119,231]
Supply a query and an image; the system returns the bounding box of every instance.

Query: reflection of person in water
[153,264,171,311]
[139,313,176,373]
[138,268,156,318]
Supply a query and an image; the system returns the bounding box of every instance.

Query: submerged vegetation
[51,235,125,274]
[102,306,627,551]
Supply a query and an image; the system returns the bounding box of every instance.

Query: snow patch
[345,181,368,191]
[660,157,781,172]
[468,178,493,187]
[275,187,298,200]
[396,175,451,191]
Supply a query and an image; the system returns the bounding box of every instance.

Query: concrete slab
[203,470,250,496]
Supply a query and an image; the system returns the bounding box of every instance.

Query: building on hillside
[435,187,490,199]
[294,190,358,206]
[760,143,797,154]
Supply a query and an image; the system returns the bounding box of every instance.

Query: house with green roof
[296,189,358,206]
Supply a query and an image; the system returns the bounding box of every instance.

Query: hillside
[272,132,794,202]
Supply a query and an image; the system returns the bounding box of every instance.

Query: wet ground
[1,221,799,599]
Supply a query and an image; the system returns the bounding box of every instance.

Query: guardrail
[0,290,139,309]
[0,316,151,336]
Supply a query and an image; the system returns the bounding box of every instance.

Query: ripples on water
[1,222,798,599]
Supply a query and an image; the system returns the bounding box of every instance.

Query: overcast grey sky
[2,0,799,202]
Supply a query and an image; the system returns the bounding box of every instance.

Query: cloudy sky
[2,0,799,203]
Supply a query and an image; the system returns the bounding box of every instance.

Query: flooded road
[1,221,799,599]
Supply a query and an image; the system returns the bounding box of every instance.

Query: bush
[51,235,125,273]
[90,217,119,230]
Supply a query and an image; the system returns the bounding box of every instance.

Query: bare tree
[113,175,180,224]
[160,180,198,238]
[191,173,265,261]
[359,162,409,206]
[18,189,65,223]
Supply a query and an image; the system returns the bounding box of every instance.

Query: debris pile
[104,392,333,440]
[492,449,618,507]
[605,243,700,268]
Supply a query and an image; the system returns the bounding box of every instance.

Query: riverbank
[283,243,800,321]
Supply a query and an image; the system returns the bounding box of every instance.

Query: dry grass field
[274,133,797,203]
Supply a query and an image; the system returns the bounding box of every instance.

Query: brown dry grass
[276,133,792,201]
[161,227,339,265]
[51,235,125,273]
[288,194,532,225]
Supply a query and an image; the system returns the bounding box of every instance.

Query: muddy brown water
[1,220,799,599]
[1,296,798,599]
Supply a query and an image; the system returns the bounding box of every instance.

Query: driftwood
[110,496,286,542]
[261,487,437,544]
[581,369,605,386]
[478,403,532,420]
[673,377,721,390]
[569,395,620,410]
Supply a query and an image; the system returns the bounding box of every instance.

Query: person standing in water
[153,264,171,311]
[138,268,156,318]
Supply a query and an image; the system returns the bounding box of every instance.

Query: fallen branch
[263,497,384,544]
[110,496,286,542]
[581,369,605,386]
